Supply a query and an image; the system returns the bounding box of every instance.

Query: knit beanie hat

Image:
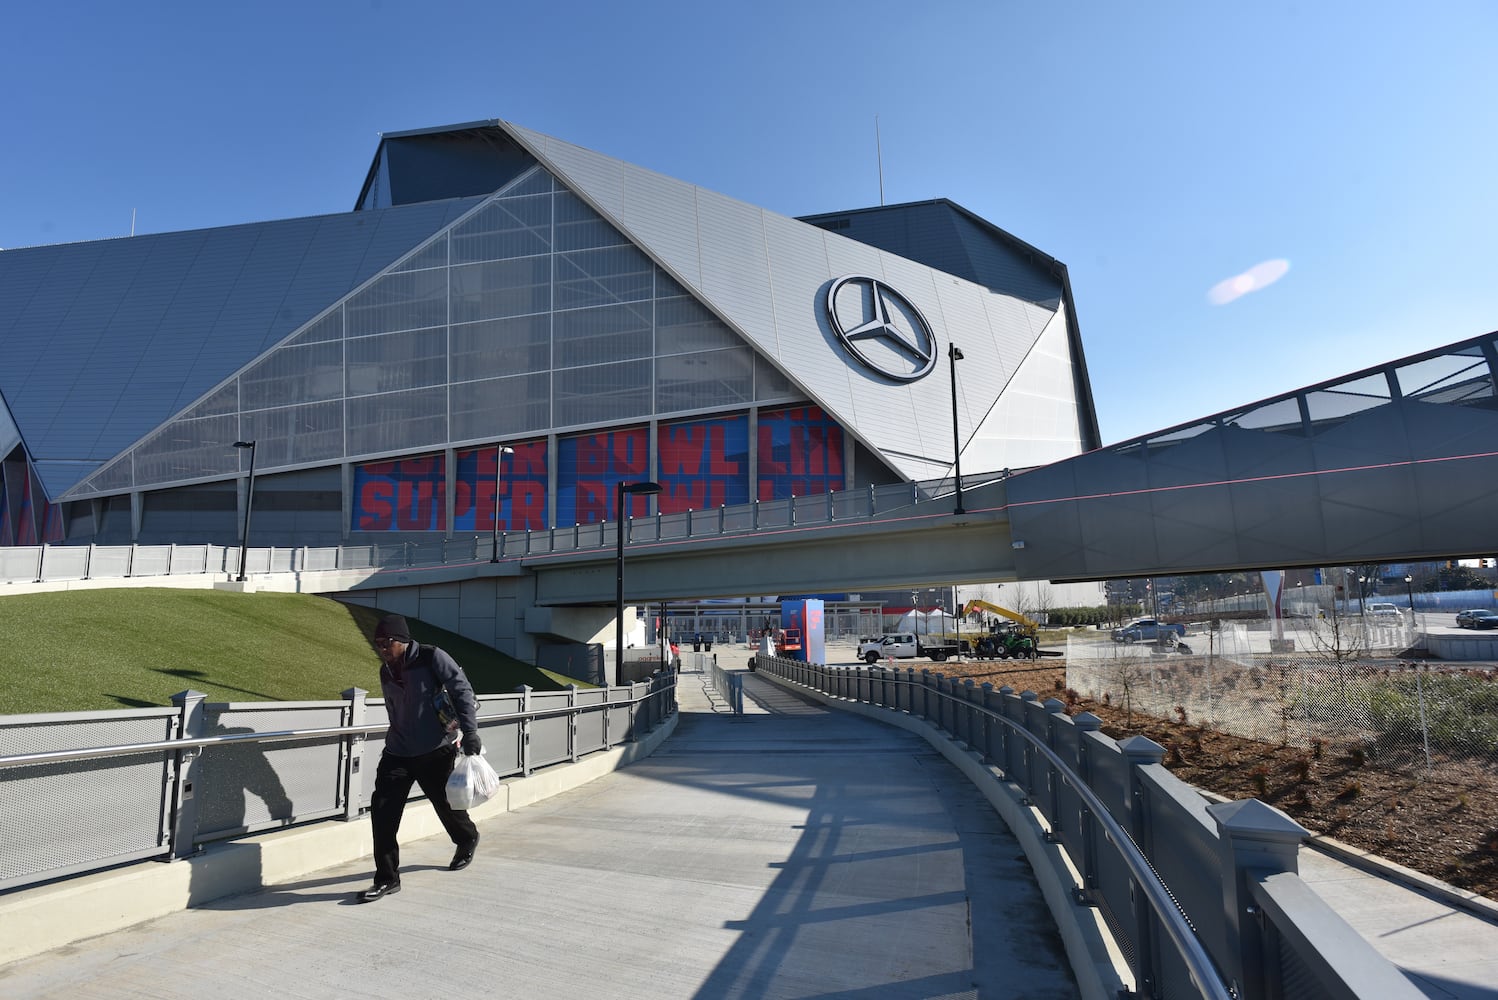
[374,614,411,642]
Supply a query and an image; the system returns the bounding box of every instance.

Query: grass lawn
[0,588,580,715]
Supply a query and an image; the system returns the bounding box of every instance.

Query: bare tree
[1030,581,1056,626]
[1292,567,1371,699]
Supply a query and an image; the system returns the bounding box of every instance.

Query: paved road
[0,664,1079,1000]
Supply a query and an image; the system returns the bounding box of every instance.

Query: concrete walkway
[3,646,1497,999]
[0,662,1079,999]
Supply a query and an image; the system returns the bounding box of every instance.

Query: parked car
[1364,602,1405,623]
[1111,618,1187,643]
[1455,609,1498,629]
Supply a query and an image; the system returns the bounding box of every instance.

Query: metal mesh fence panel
[0,710,179,888]
[194,703,347,843]
[40,546,90,580]
[1066,625,1498,781]
[529,691,573,768]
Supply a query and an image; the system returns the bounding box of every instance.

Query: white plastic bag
[447,749,500,810]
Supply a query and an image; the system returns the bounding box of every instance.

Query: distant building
[0,120,1099,547]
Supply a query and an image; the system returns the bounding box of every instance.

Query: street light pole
[1405,574,1416,627]
[490,445,514,563]
[615,480,662,687]
[948,343,965,515]
[232,440,257,583]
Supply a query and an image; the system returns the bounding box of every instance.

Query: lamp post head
[619,481,662,496]
[233,440,255,450]
[949,343,964,361]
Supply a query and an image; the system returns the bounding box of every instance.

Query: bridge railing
[0,472,1018,587]
[0,673,677,894]
[755,656,1422,1000]
[703,655,744,714]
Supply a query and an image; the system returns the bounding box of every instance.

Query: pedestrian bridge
[8,334,1498,666]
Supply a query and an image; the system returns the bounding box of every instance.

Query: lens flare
[1208,258,1290,305]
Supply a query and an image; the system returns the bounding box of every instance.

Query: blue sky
[4,1,1495,445]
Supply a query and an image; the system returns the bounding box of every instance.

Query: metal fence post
[1043,698,1067,830]
[627,681,641,742]
[341,687,368,820]
[979,682,995,761]
[518,685,533,776]
[568,684,580,762]
[1071,711,1104,902]
[167,689,207,859]
[1121,734,1167,997]
[340,688,368,820]
[1206,799,1310,1000]
[998,686,1016,774]
[961,679,977,745]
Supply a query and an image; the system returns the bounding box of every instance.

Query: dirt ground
[929,658,1498,902]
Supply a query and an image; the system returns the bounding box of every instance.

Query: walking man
[359,613,483,903]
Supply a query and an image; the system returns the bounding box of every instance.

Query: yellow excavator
[961,599,1040,634]
[959,599,1041,659]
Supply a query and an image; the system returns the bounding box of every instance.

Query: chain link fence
[1064,620,1498,778]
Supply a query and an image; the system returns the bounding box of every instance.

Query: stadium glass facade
[0,120,1099,549]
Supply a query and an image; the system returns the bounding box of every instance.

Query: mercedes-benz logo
[824,275,937,382]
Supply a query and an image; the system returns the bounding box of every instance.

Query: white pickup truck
[857,632,962,664]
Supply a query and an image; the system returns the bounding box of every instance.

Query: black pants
[370,743,477,886]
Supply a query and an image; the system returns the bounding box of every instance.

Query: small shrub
[1291,756,1313,782]
[1168,742,1185,765]
[1250,766,1269,797]
[1064,688,1081,706]
[1346,743,1367,766]
[1174,705,1188,725]
[1337,780,1362,800]
[1457,792,1470,811]
[1103,692,1112,706]
[1333,805,1352,825]
[1310,737,1326,760]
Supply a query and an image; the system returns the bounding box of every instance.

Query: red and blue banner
[0,461,65,546]
[657,415,748,514]
[454,441,548,532]
[556,427,651,526]
[346,406,848,533]
[757,405,844,500]
[352,455,447,531]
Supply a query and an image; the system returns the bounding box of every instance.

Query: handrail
[0,469,1030,587]
[705,657,744,715]
[0,684,669,772]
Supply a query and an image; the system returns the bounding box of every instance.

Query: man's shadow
[186,712,308,906]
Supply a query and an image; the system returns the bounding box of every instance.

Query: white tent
[893,610,961,635]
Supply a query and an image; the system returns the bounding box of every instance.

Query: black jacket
[378,641,478,757]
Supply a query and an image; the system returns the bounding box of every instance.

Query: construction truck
[858,632,963,664]
[960,599,1041,660]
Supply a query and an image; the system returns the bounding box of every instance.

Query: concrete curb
[0,713,677,969]
[1304,833,1498,921]
[1191,786,1498,922]
[757,670,1132,1000]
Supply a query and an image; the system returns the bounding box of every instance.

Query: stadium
[0,119,1099,550]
